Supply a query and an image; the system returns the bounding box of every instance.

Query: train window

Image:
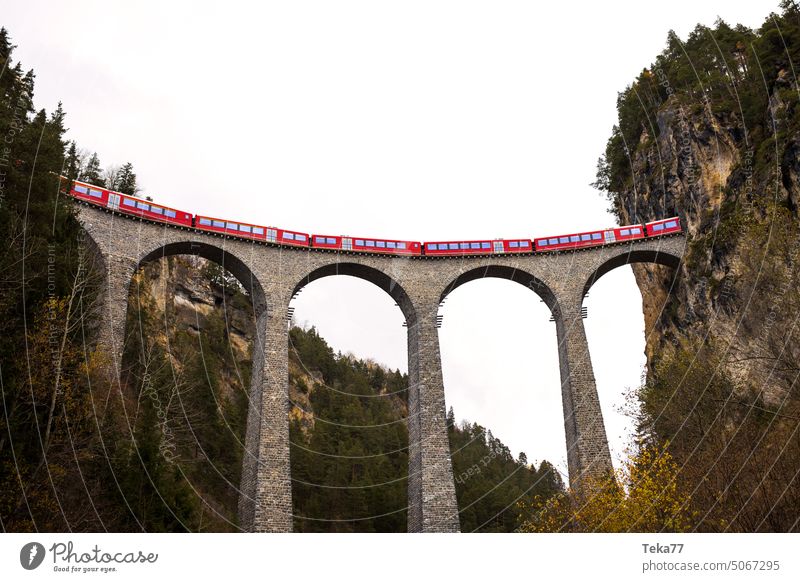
[620,229,630,236]
[592,233,602,240]
[580,234,591,241]
[570,235,580,242]
[253,227,264,235]
[387,242,396,249]
[481,242,490,249]
[315,236,325,244]
[227,222,240,230]
[366,240,375,247]
[449,243,459,250]
[199,218,211,225]
[509,241,519,248]
[397,242,406,249]
[74,185,89,194]
[470,242,480,249]
[460,243,469,249]
[538,240,548,246]
[240,225,252,233]
[666,220,677,229]
[548,238,558,245]
[652,223,664,231]
[326,237,336,244]
[377,241,386,248]
[122,198,135,207]
[165,209,176,218]
[213,220,225,227]
[356,239,365,246]
[151,206,164,215]
[136,202,150,210]
[296,234,307,241]
[632,227,641,234]
[88,188,104,198]
[519,241,530,247]
[283,232,294,239]
[427,244,436,250]
[559,237,569,243]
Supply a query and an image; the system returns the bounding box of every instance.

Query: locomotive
[65,178,682,256]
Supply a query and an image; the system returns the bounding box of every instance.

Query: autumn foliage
[518,443,695,533]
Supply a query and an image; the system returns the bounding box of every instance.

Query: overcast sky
[3,0,775,480]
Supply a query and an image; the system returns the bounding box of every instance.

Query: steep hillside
[595,5,800,531]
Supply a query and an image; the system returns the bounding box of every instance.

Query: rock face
[610,89,800,406]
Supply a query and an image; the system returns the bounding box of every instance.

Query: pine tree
[114,162,137,195]
[82,152,102,184]
[65,141,79,180]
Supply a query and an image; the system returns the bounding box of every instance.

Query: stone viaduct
[75,202,686,533]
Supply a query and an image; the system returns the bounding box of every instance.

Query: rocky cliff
[599,15,800,403]
[595,10,800,530]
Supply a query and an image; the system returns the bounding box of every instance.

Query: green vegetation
[0,26,104,532]
[288,325,563,532]
[448,415,563,532]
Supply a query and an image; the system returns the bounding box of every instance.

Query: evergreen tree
[114,161,137,194]
[64,140,79,180]
[82,152,102,183]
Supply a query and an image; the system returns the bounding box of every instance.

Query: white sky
[3,0,775,480]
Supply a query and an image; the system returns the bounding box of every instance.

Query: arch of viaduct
[76,203,686,533]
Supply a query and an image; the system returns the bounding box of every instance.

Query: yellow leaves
[518,443,696,533]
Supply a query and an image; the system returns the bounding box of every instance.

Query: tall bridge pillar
[240,299,293,532]
[407,301,460,532]
[89,248,138,385]
[553,295,614,486]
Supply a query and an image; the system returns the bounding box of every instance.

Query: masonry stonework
[76,203,685,533]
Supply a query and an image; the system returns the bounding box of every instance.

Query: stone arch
[439,264,559,312]
[581,246,682,299]
[137,240,267,318]
[292,261,417,325]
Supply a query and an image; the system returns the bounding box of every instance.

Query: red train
[64,178,682,257]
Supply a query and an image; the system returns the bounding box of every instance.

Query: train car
[69,180,110,206]
[645,216,681,237]
[265,227,311,248]
[535,229,605,252]
[116,193,193,226]
[69,180,193,227]
[311,234,343,250]
[424,239,497,255]
[310,234,422,254]
[500,239,534,253]
[349,236,421,255]
[609,224,646,243]
[534,223,644,252]
[195,215,268,241]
